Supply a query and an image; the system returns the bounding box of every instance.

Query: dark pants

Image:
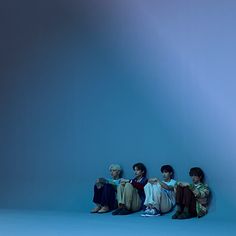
[93,183,117,210]
[175,185,197,216]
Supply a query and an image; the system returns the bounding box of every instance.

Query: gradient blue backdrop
[1,0,236,216]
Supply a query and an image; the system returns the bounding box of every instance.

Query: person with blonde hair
[91,164,122,213]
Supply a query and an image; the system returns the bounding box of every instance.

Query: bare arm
[159,181,175,191]
[148,177,158,184]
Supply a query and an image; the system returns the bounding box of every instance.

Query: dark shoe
[177,212,192,219]
[118,208,132,215]
[172,211,182,219]
[112,208,123,215]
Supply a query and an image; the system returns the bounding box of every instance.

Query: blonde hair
[109,164,122,172]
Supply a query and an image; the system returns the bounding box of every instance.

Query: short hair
[160,165,174,176]
[109,164,122,172]
[132,162,147,177]
[189,167,204,181]
[109,164,122,178]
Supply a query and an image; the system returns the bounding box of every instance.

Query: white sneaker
[141,208,152,217]
[145,208,161,217]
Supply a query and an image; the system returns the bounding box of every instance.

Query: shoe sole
[141,214,148,217]
[112,209,123,215]
[97,210,109,214]
[145,214,161,217]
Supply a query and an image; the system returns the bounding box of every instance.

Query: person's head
[109,164,122,179]
[133,162,147,178]
[189,167,204,184]
[161,165,174,181]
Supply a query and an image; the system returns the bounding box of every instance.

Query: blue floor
[0,209,235,236]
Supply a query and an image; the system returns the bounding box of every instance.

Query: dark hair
[160,165,174,176]
[189,167,204,182]
[133,162,147,177]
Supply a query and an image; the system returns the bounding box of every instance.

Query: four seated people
[91,164,210,219]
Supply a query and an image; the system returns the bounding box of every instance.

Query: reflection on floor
[0,209,235,236]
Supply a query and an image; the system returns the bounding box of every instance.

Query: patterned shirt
[189,182,210,217]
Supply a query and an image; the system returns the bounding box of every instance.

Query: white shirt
[162,179,177,205]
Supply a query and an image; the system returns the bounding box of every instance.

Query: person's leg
[141,183,155,215]
[144,183,155,207]
[119,183,140,215]
[172,185,185,219]
[142,184,163,216]
[130,188,141,212]
[159,190,173,214]
[112,184,125,215]
[122,183,135,210]
[116,184,125,205]
[98,184,117,213]
[178,187,197,219]
[151,184,162,211]
[91,184,103,213]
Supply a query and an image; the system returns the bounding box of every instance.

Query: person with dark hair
[189,167,204,180]
[91,164,122,213]
[172,167,210,219]
[141,165,176,217]
[112,162,148,215]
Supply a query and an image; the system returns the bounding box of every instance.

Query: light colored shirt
[106,178,121,186]
[162,179,177,205]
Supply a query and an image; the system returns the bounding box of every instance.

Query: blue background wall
[1,0,236,215]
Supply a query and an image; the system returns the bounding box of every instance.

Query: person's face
[191,175,201,184]
[134,166,144,178]
[162,171,172,181]
[110,169,120,179]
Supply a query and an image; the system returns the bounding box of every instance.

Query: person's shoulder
[141,176,148,183]
[202,183,209,189]
[170,179,177,184]
[113,179,121,185]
